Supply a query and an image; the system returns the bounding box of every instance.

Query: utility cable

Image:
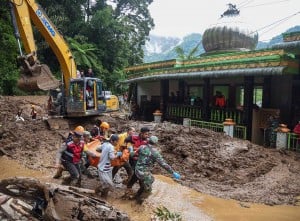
[241,0,290,9]
[237,0,254,9]
[250,11,300,36]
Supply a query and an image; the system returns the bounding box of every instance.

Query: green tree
[1,0,154,94]
[175,42,201,60]
[114,0,154,65]
[67,35,103,74]
[0,2,20,95]
[84,0,154,91]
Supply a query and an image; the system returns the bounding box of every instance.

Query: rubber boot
[69,178,81,187]
[135,191,151,205]
[95,185,102,194]
[53,167,63,179]
[101,188,109,199]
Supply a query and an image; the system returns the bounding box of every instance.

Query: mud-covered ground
[1,95,300,207]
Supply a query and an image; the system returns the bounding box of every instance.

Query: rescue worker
[111,127,136,184]
[95,134,122,198]
[91,121,110,141]
[81,131,96,176]
[53,127,82,179]
[124,127,150,197]
[266,115,279,147]
[90,124,100,137]
[31,105,37,120]
[100,121,110,139]
[134,135,181,204]
[55,126,85,186]
[15,109,24,122]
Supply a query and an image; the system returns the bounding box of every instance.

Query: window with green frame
[237,86,263,108]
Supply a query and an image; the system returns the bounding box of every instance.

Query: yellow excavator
[9,0,119,117]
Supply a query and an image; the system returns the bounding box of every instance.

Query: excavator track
[17,64,60,91]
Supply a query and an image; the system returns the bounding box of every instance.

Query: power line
[237,0,254,9]
[257,11,299,32]
[241,0,290,9]
[251,11,300,36]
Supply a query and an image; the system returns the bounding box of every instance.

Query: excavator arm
[9,0,76,92]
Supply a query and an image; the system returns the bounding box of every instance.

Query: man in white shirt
[95,134,122,198]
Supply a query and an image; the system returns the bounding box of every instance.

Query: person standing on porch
[293,121,300,149]
[214,91,226,108]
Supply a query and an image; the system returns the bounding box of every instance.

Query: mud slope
[0,95,300,206]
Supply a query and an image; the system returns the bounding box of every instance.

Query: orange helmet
[100,122,110,130]
[74,125,84,136]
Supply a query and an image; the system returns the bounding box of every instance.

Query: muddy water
[1,157,299,221]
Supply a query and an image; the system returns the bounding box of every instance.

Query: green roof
[124,48,299,82]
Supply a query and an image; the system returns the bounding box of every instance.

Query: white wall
[137,81,161,105]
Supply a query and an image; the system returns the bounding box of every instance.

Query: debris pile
[0,95,300,209]
[0,177,129,220]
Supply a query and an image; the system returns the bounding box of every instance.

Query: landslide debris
[0,95,300,207]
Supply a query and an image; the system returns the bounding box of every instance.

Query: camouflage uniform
[134,144,174,203]
[266,117,279,148]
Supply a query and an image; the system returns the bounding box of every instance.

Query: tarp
[87,140,101,167]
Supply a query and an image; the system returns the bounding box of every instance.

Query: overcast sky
[148,0,300,41]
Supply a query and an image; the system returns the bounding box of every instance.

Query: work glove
[116,151,122,157]
[172,172,180,180]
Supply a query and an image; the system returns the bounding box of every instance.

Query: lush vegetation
[0,0,154,95]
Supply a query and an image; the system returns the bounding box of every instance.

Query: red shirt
[293,123,300,136]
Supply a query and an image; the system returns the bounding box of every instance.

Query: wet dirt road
[1,157,299,221]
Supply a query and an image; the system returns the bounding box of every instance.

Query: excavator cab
[66,78,106,117]
[9,0,119,117]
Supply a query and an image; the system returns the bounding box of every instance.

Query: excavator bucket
[17,64,60,91]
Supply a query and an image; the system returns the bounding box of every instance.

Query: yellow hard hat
[74,125,84,136]
[100,122,110,129]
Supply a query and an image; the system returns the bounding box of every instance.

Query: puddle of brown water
[0,156,44,179]
[1,157,299,221]
[198,193,300,221]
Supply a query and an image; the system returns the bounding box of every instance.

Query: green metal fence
[234,125,247,140]
[287,132,300,152]
[189,119,247,140]
[190,120,224,133]
[210,108,244,124]
[166,104,244,125]
[166,104,202,119]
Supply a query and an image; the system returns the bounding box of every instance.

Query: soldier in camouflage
[133,135,180,204]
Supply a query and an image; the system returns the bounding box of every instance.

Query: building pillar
[178,80,185,103]
[202,78,211,121]
[262,76,271,108]
[228,83,236,108]
[243,76,254,140]
[160,80,169,119]
[128,83,137,103]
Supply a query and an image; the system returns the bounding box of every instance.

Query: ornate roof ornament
[202,3,258,54]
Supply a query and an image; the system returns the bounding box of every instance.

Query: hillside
[144,25,300,63]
